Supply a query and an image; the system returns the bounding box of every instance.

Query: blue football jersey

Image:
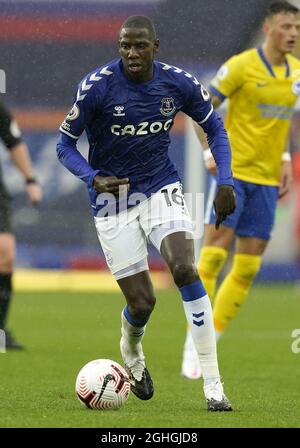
[58,58,233,215]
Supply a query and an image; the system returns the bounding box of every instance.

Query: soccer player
[0,101,42,349]
[181,0,300,379]
[57,15,236,411]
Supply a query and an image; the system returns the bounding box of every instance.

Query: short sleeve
[209,53,246,100]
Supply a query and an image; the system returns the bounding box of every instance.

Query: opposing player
[181,0,300,379]
[0,101,42,349]
[57,15,236,411]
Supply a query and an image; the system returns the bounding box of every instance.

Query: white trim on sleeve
[198,105,214,125]
[59,127,80,140]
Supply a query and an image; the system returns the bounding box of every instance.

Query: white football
[75,359,131,410]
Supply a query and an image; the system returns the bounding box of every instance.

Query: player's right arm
[57,80,101,189]
[92,175,130,194]
[57,77,129,193]
[57,133,129,194]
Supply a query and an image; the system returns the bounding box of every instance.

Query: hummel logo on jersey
[113,105,125,117]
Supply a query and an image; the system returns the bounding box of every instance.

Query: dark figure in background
[0,101,42,349]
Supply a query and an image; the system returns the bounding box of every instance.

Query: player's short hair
[120,16,157,41]
[265,1,299,18]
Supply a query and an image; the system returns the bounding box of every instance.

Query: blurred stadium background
[1,0,300,290]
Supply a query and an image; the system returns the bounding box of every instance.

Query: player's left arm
[182,82,236,228]
[203,111,236,229]
[192,93,223,176]
[279,148,293,199]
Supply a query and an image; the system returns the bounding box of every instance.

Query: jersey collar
[257,47,290,78]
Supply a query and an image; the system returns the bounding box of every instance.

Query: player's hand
[278,161,293,199]
[93,175,130,196]
[26,183,43,206]
[213,185,236,230]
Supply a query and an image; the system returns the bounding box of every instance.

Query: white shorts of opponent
[94,182,194,280]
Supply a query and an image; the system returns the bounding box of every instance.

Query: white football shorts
[94,182,194,279]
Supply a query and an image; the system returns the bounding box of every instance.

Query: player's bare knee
[0,252,14,272]
[171,262,198,288]
[127,293,156,321]
[0,235,15,271]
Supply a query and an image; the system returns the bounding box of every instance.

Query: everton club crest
[160,97,176,116]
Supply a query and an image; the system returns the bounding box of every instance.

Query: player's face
[118,27,159,82]
[265,12,300,54]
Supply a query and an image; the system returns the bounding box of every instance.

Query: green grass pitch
[0,284,299,428]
